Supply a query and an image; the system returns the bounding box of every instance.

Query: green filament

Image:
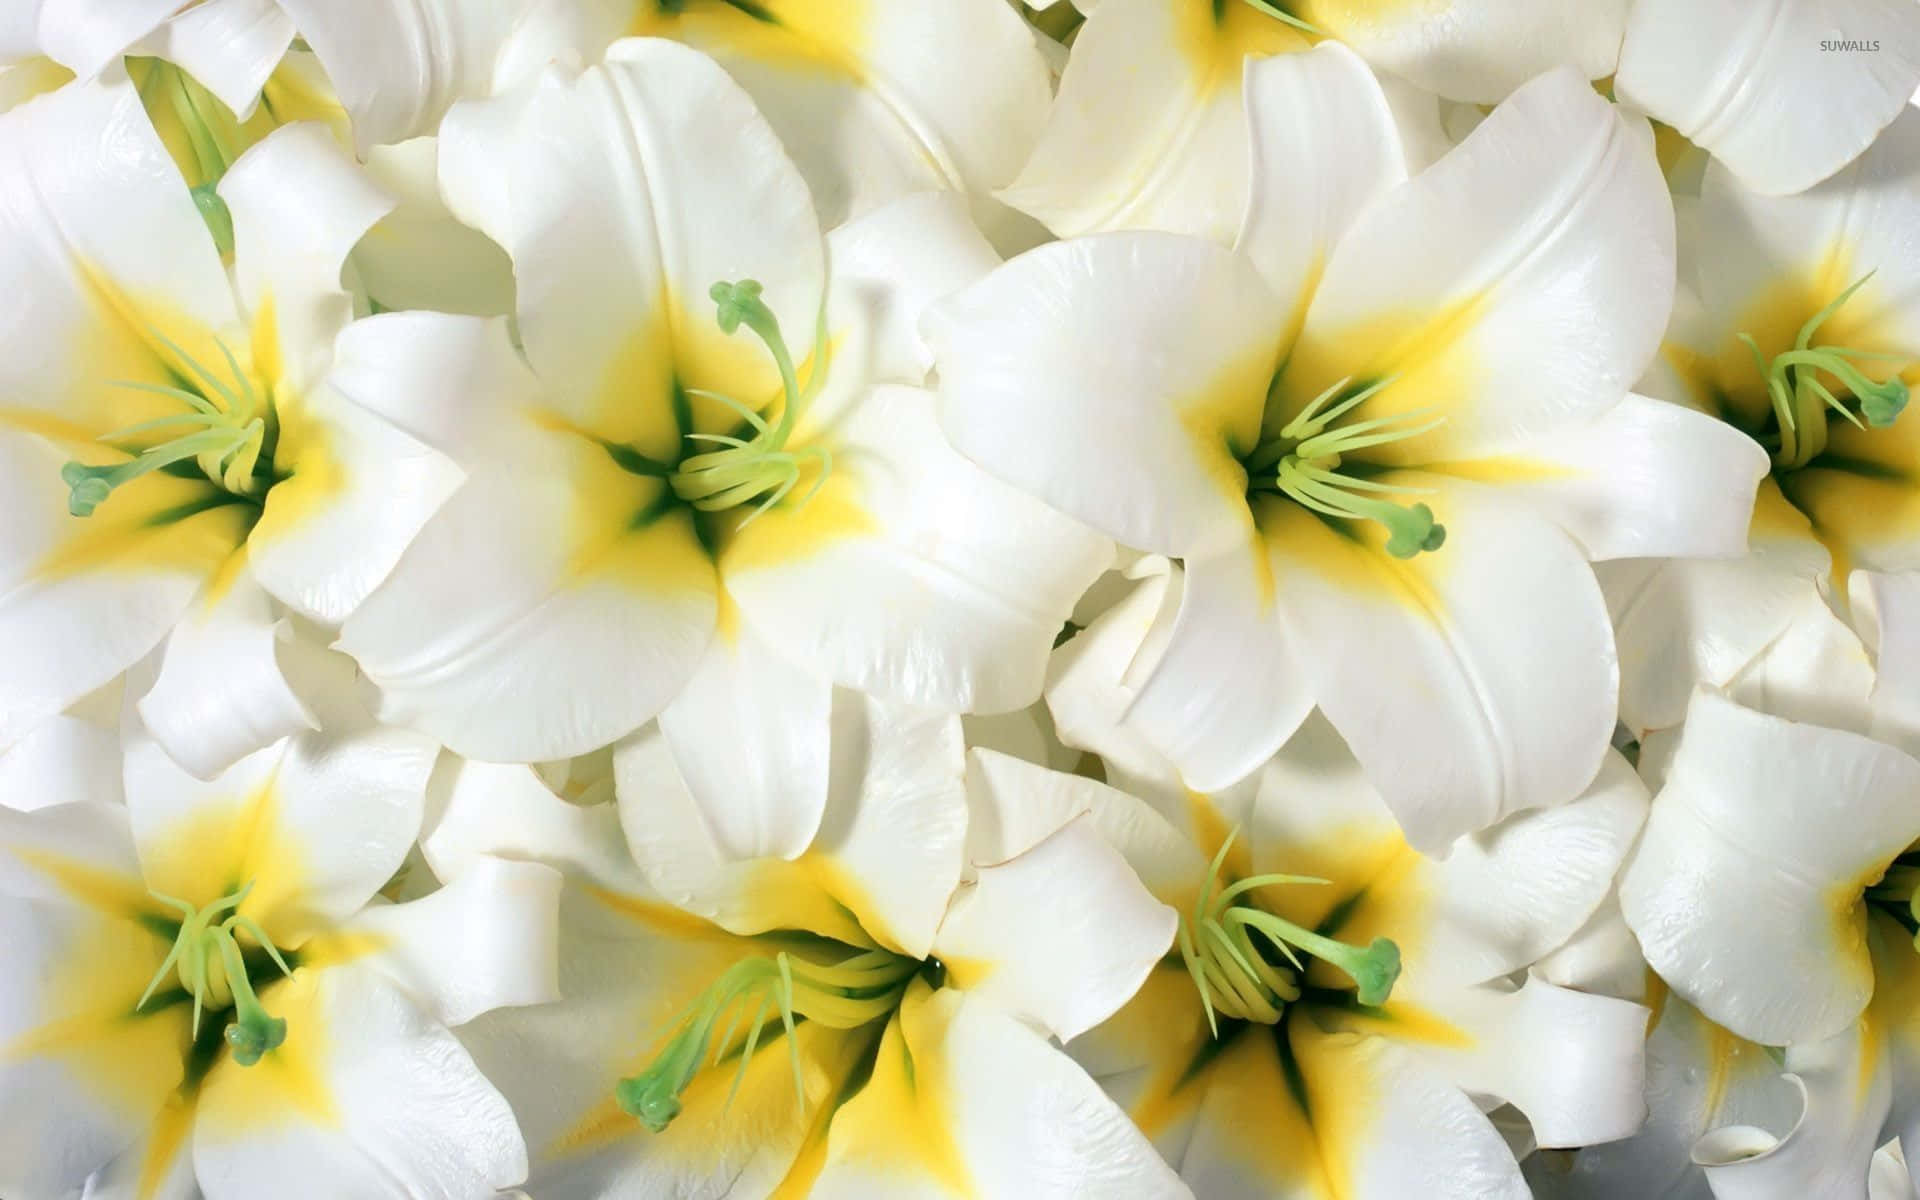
[136,882,293,1067]
[1248,375,1447,558]
[615,946,917,1132]
[668,279,832,524]
[1178,830,1402,1035]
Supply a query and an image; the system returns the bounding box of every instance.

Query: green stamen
[1177,829,1403,1034]
[1739,270,1911,470]
[615,946,916,1132]
[668,279,832,523]
[61,335,270,517]
[1249,375,1447,558]
[1239,0,1322,35]
[136,882,294,1067]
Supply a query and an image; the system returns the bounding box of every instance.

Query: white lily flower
[998,0,1631,240]
[0,76,465,775]
[1528,986,1906,1200]
[931,45,1762,850]
[0,690,561,1199]
[1614,105,1920,744]
[1616,0,1920,197]
[420,697,1184,1198]
[1619,689,1920,1197]
[964,710,1649,1200]
[332,41,1108,804]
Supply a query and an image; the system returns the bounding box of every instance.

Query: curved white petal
[1452,393,1770,561]
[812,985,1189,1199]
[247,387,467,626]
[438,40,824,443]
[1043,556,1191,805]
[933,818,1175,1042]
[321,311,537,467]
[1124,542,1312,793]
[1528,991,1808,1200]
[1405,976,1651,1149]
[1854,569,1920,756]
[1617,0,1920,196]
[1238,43,1407,313]
[274,0,529,151]
[962,748,1206,905]
[617,697,967,959]
[0,716,121,811]
[927,232,1281,558]
[133,0,295,120]
[1384,751,1649,1000]
[1280,68,1673,460]
[1621,689,1920,1045]
[725,384,1112,714]
[0,799,144,905]
[997,0,1308,241]
[351,137,517,319]
[348,856,562,1028]
[134,570,317,781]
[824,191,1001,387]
[218,122,395,396]
[0,889,183,1200]
[1725,589,1877,735]
[337,440,718,763]
[1602,492,1831,737]
[1689,104,1920,362]
[123,707,434,946]
[614,0,1053,231]
[420,757,645,894]
[656,620,833,862]
[1695,1024,1889,1200]
[1178,1021,1531,1200]
[1309,0,1630,104]
[191,964,527,1200]
[12,0,181,80]
[1263,478,1618,853]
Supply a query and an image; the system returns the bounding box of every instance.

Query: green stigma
[615,946,917,1132]
[1177,830,1403,1035]
[1739,270,1911,471]
[137,881,293,1067]
[1248,375,1447,558]
[62,332,271,518]
[668,279,832,524]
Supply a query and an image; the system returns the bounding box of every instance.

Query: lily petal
[1617,0,1920,196]
[1620,688,1920,1045]
[927,231,1282,558]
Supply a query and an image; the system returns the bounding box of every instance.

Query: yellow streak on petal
[738,853,890,953]
[195,970,339,1132]
[1189,1021,1337,1198]
[1312,997,1473,1050]
[1256,491,1444,619]
[817,981,971,1197]
[4,896,187,1124]
[630,0,873,78]
[1105,966,1215,1140]
[139,1090,196,1200]
[1268,293,1487,464]
[1174,1,1313,98]
[711,459,879,577]
[135,773,320,948]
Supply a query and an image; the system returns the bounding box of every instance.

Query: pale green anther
[615,946,916,1132]
[1251,375,1448,558]
[1740,270,1913,470]
[1178,828,1404,1034]
[668,278,833,523]
[137,882,294,1067]
[60,334,269,517]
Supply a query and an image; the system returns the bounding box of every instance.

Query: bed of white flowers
[4,1,1920,1197]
